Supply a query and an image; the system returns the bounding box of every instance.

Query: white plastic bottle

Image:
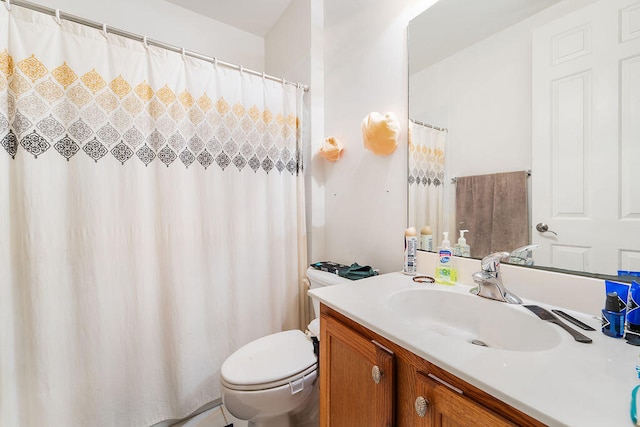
[420,225,433,251]
[454,229,470,257]
[403,227,417,275]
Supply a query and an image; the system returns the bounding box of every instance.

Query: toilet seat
[221,330,317,392]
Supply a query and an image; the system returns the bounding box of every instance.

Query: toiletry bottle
[435,232,457,285]
[403,227,417,276]
[602,291,625,338]
[626,280,640,340]
[454,229,470,257]
[420,225,433,251]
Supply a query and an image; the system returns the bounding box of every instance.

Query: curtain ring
[213,56,218,69]
[261,72,266,81]
[181,47,186,60]
[5,0,10,11]
[102,23,108,38]
[239,65,243,75]
[54,9,61,25]
[281,77,286,86]
[142,35,148,49]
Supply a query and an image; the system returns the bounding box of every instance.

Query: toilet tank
[306,267,350,318]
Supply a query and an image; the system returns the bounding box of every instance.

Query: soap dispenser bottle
[435,232,457,285]
[454,229,470,257]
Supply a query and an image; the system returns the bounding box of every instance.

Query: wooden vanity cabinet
[320,304,545,427]
[319,311,395,426]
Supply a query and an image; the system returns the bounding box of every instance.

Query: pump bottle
[435,232,457,285]
[454,229,470,257]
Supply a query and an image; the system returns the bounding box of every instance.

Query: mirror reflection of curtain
[408,120,446,248]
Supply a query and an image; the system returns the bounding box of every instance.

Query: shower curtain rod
[410,118,448,132]
[0,0,309,92]
[451,170,532,184]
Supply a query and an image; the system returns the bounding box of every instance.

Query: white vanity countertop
[309,272,639,427]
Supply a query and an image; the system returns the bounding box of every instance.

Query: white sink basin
[386,288,561,352]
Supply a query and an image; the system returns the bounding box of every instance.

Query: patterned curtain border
[408,126,445,187]
[0,51,303,174]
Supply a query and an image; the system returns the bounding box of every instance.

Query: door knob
[536,223,557,236]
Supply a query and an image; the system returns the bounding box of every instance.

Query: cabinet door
[320,313,395,427]
[415,372,516,427]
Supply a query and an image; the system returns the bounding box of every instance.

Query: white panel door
[532,0,640,274]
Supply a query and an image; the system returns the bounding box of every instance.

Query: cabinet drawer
[415,372,516,427]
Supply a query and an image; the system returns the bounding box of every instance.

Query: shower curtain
[408,120,446,248]
[0,5,306,427]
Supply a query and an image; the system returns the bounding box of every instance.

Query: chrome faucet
[471,252,522,304]
[509,244,542,266]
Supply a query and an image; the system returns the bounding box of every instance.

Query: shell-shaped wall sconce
[361,112,400,156]
[318,136,344,162]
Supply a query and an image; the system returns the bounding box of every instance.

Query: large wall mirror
[408,0,640,276]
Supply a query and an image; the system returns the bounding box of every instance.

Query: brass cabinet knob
[415,396,429,417]
[372,365,382,384]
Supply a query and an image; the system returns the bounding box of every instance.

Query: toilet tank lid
[221,330,316,387]
[306,267,351,287]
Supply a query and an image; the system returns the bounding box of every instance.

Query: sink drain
[470,339,488,347]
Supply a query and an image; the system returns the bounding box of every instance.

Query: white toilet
[220,267,349,427]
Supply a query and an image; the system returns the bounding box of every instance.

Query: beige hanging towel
[455,171,529,258]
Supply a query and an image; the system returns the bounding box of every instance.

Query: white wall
[319,0,440,274]
[265,0,311,83]
[28,0,264,70]
[306,1,325,264]
[265,0,326,264]
[266,0,437,273]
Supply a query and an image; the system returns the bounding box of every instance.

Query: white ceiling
[409,0,562,74]
[166,0,293,37]
[168,0,583,72]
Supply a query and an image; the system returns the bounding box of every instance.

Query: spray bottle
[403,227,417,275]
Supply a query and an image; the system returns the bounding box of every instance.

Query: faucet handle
[480,252,510,273]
